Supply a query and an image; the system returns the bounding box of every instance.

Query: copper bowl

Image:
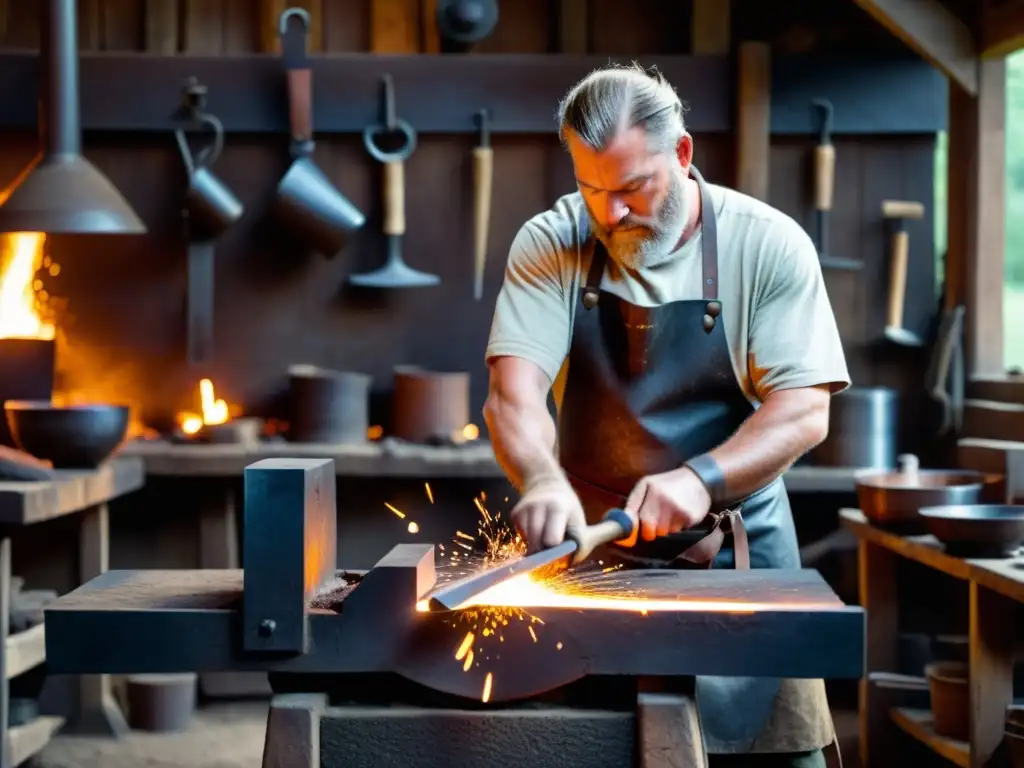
[855,454,1005,533]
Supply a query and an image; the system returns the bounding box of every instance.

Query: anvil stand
[260,677,708,768]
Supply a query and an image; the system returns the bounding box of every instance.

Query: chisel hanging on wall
[472,109,493,301]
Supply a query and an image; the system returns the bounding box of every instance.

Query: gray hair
[555,63,687,155]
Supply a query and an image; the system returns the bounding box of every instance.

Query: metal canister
[810,386,899,470]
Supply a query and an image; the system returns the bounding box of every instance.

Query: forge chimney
[0,0,146,235]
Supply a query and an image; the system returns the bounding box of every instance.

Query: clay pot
[926,661,969,741]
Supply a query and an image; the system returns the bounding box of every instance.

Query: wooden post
[858,539,899,768]
[144,0,179,54]
[736,42,771,201]
[946,58,1006,374]
[967,583,1015,768]
[262,694,327,768]
[690,0,730,55]
[370,0,421,53]
[637,678,707,768]
[68,504,128,736]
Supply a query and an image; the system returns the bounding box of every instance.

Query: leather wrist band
[684,453,728,506]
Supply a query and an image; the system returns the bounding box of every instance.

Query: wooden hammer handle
[383,160,405,236]
[472,146,494,300]
[886,230,910,328]
[814,143,835,212]
[572,508,634,562]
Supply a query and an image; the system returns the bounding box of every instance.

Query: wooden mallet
[882,199,926,347]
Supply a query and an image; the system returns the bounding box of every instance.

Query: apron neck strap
[582,165,719,310]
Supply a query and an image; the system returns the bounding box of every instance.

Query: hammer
[882,200,925,347]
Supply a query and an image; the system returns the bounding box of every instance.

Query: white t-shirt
[485,184,851,409]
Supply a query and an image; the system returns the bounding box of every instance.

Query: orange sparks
[556,642,563,650]
[528,626,537,643]
[385,503,406,519]
[425,483,434,504]
[455,632,474,660]
[455,530,474,541]
[463,649,474,671]
[481,673,493,703]
[407,522,419,534]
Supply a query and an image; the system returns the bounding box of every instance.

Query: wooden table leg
[859,539,899,768]
[968,582,1015,768]
[637,677,707,768]
[65,503,128,736]
[198,485,270,698]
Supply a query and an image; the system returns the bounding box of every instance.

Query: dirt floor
[34,703,859,768]
[36,702,268,768]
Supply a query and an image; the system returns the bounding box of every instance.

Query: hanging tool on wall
[273,8,365,258]
[472,109,493,301]
[174,78,244,367]
[436,0,499,52]
[811,99,862,271]
[882,199,926,348]
[350,75,440,288]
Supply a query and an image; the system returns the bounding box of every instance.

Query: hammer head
[881,200,925,221]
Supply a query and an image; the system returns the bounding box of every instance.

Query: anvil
[43,458,864,705]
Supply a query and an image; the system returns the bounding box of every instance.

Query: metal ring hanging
[279,6,311,34]
[362,75,417,163]
[175,111,226,175]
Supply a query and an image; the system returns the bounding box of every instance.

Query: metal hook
[174,77,225,174]
[475,108,490,148]
[381,74,397,131]
[279,7,311,35]
[812,98,834,139]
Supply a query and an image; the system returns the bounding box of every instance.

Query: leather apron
[556,168,839,758]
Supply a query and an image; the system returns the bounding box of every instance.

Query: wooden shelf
[5,623,44,680]
[0,458,145,525]
[8,714,63,766]
[890,707,969,767]
[839,509,1024,603]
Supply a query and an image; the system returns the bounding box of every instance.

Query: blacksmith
[483,64,850,766]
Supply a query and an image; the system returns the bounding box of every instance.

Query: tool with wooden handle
[472,109,493,301]
[427,508,634,611]
[882,199,925,347]
[812,99,862,270]
[350,75,440,288]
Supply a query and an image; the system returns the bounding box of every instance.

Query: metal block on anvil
[242,457,337,653]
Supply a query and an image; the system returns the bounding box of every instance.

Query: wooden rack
[0,457,144,768]
[841,508,1022,768]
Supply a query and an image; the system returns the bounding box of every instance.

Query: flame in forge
[178,378,231,436]
[0,233,56,341]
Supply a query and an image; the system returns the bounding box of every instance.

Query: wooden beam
[370,0,421,53]
[946,59,1007,375]
[735,42,771,201]
[849,0,979,95]
[979,0,1024,58]
[558,0,589,54]
[691,0,731,55]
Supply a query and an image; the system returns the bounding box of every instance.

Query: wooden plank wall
[0,0,937,457]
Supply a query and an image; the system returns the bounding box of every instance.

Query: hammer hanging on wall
[472,109,493,301]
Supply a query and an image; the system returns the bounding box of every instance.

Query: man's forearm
[702,386,831,501]
[483,395,562,492]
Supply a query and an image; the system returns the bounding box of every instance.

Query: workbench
[841,508,1022,768]
[43,457,865,768]
[0,456,144,768]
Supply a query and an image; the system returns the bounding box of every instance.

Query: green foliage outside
[934,51,1024,369]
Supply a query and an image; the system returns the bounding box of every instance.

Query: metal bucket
[810,386,898,469]
[288,365,371,444]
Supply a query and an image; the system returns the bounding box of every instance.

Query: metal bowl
[4,401,130,469]
[855,454,1005,533]
[918,505,1024,558]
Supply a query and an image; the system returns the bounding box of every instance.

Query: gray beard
[588,168,689,270]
